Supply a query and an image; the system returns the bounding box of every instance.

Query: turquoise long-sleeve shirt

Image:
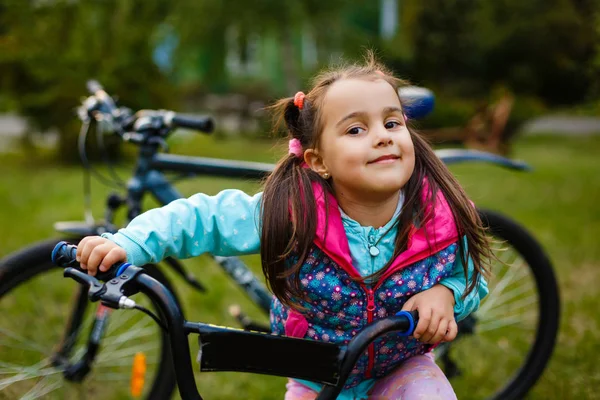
[103,189,487,322]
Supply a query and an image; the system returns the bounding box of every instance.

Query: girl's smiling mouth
[369,154,400,164]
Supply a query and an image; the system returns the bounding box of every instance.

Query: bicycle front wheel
[0,238,177,400]
[437,209,560,400]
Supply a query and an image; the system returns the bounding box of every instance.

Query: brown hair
[261,52,491,308]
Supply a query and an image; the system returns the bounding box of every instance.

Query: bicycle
[0,82,560,400]
[49,240,423,400]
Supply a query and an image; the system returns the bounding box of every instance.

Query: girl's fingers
[420,311,442,343]
[78,237,104,267]
[430,318,449,344]
[86,242,114,276]
[444,319,459,342]
[400,297,415,312]
[413,307,432,340]
[76,236,92,262]
[99,247,127,272]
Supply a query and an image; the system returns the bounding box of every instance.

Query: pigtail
[261,97,328,308]
[406,132,491,297]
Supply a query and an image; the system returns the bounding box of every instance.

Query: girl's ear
[304,148,329,177]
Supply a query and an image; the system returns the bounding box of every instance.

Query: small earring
[322,172,330,179]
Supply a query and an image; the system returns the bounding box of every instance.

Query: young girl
[77,54,490,399]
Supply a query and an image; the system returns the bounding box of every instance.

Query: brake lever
[64,267,106,302]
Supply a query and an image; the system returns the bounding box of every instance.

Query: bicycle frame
[134,150,275,312]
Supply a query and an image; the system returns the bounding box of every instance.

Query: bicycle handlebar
[52,241,129,282]
[80,80,215,139]
[86,80,104,96]
[51,241,419,400]
[169,113,215,133]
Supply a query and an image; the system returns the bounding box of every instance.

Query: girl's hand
[401,284,458,344]
[76,236,127,276]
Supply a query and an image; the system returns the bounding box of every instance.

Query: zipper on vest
[365,286,375,378]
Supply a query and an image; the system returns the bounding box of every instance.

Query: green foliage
[0,0,598,159]
[407,0,599,104]
[168,0,347,94]
[0,0,176,160]
[558,99,600,116]
[417,96,478,129]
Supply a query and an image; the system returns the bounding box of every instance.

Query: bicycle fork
[51,286,112,382]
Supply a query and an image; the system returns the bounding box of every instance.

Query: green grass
[0,133,598,399]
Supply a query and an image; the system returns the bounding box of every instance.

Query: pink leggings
[285,353,457,400]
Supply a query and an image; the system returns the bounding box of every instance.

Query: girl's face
[308,78,415,200]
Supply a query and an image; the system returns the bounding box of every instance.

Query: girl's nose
[374,124,393,147]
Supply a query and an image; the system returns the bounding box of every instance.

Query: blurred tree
[407,0,482,95]
[476,0,597,104]
[407,0,598,105]
[168,0,349,94]
[586,0,600,99]
[0,0,597,156]
[0,0,174,159]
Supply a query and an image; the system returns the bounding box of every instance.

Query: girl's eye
[385,120,402,129]
[347,126,365,135]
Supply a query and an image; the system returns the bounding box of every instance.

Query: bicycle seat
[399,86,435,119]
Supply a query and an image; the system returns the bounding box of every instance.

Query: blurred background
[0,0,598,155]
[0,1,598,399]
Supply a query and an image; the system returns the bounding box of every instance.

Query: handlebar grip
[171,114,214,133]
[51,241,130,282]
[86,80,104,96]
[395,310,419,336]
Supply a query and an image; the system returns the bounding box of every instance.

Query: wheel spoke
[102,322,157,349]
[479,280,535,314]
[479,258,528,314]
[479,295,538,322]
[20,375,63,400]
[0,327,51,355]
[100,305,138,334]
[0,357,52,373]
[0,365,62,391]
[94,372,134,381]
[96,342,159,364]
[476,311,538,333]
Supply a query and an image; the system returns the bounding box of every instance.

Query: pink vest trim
[311,179,459,282]
[284,310,310,338]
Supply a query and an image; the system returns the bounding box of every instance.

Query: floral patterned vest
[270,181,460,389]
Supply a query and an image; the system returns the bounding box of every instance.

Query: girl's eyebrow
[336,106,404,127]
[336,111,366,127]
[383,106,403,114]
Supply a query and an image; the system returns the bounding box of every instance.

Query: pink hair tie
[293,92,305,110]
[288,138,303,158]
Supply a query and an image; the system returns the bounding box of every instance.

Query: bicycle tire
[440,209,560,400]
[0,238,178,400]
